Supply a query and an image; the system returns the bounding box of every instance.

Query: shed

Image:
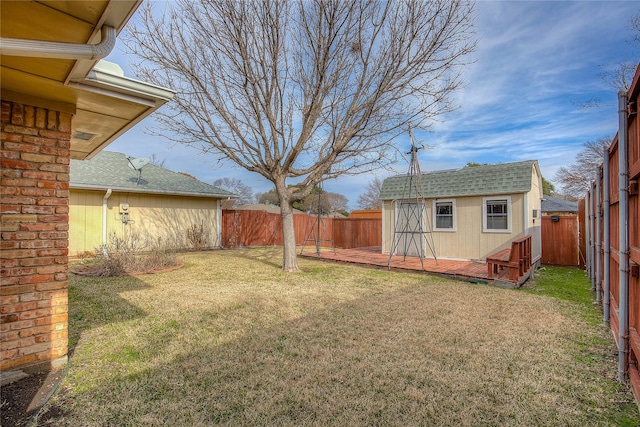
[70,151,235,255]
[379,160,543,265]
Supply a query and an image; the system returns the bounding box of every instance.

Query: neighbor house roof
[70,151,235,198]
[233,204,305,214]
[541,196,578,213]
[379,160,540,200]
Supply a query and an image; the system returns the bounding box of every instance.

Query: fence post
[595,170,602,303]
[617,90,629,383]
[603,147,610,325]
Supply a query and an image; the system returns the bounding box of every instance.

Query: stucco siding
[70,190,220,256]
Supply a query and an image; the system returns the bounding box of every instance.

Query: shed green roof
[70,151,235,198]
[379,160,539,200]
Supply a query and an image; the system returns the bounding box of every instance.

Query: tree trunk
[277,185,300,272]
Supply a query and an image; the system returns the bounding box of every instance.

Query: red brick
[1,177,37,187]
[36,265,66,275]
[0,249,37,259]
[58,113,71,133]
[38,181,68,190]
[54,224,68,231]
[39,146,70,157]
[22,135,56,146]
[23,106,35,127]
[0,259,19,268]
[53,272,67,281]
[35,108,46,129]
[3,141,39,153]
[8,319,35,330]
[1,159,36,170]
[54,206,69,214]
[20,240,53,249]
[35,281,67,292]
[36,248,67,257]
[38,130,69,141]
[46,110,57,130]
[0,277,19,287]
[19,257,54,267]
[1,267,37,277]
[19,274,54,285]
[19,223,54,232]
[1,132,23,142]
[21,188,55,197]
[36,197,66,206]
[0,205,21,214]
[1,169,22,178]
[38,231,67,240]
[1,353,36,371]
[1,196,36,205]
[1,125,38,136]
[0,230,36,240]
[0,187,20,196]
[38,215,68,223]
[1,100,10,123]
[22,171,56,180]
[21,206,55,215]
[0,241,20,250]
[11,104,23,125]
[39,164,68,173]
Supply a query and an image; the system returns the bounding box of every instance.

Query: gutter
[0,26,116,60]
[102,189,113,257]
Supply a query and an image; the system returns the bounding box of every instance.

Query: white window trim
[482,196,511,233]
[433,199,456,232]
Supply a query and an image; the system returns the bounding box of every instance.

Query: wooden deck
[300,246,517,286]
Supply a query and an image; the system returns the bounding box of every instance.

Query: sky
[104,0,639,210]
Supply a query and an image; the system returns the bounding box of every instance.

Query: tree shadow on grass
[2,274,150,427]
[45,281,640,427]
[67,273,150,357]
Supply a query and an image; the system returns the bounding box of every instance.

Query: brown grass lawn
[42,248,638,426]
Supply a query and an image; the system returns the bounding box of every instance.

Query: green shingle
[70,151,235,198]
[379,160,538,200]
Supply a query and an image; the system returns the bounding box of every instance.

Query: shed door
[394,201,425,257]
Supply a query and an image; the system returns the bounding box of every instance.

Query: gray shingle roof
[379,160,539,200]
[70,151,235,198]
[541,195,578,213]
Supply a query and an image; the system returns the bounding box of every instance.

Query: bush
[75,231,180,277]
[186,223,210,251]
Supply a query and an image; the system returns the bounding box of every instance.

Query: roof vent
[72,131,97,141]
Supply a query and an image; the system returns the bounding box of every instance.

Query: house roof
[379,160,540,200]
[541,196,578,213]
[70,151,235,198]
[0,1,174,160]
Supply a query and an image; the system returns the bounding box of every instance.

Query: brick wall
[1,100,70,373]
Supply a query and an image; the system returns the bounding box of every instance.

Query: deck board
[300,246,512,284]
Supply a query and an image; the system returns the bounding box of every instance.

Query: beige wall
[70,189,220,256]
[382,169,544,262]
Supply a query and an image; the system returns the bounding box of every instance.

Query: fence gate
[541,215,579,266]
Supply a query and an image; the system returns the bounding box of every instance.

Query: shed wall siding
[69,190,220,255]
[383,194,528,260]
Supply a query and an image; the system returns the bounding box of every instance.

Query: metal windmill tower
[387,128,437,270]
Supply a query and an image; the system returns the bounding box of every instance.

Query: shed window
[483,197,511,232]
[433,200,455,231]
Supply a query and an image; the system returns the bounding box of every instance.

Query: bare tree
[125,0,477,271]
[357,177,383,210]
[326,192,349,214]
[148,153,165,168]
[554,137,611,198]
[213,177,255,209]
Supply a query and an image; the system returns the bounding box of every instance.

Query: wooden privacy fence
[585,64,640,403]
[222,210,382,249]
[541,215,580,266]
